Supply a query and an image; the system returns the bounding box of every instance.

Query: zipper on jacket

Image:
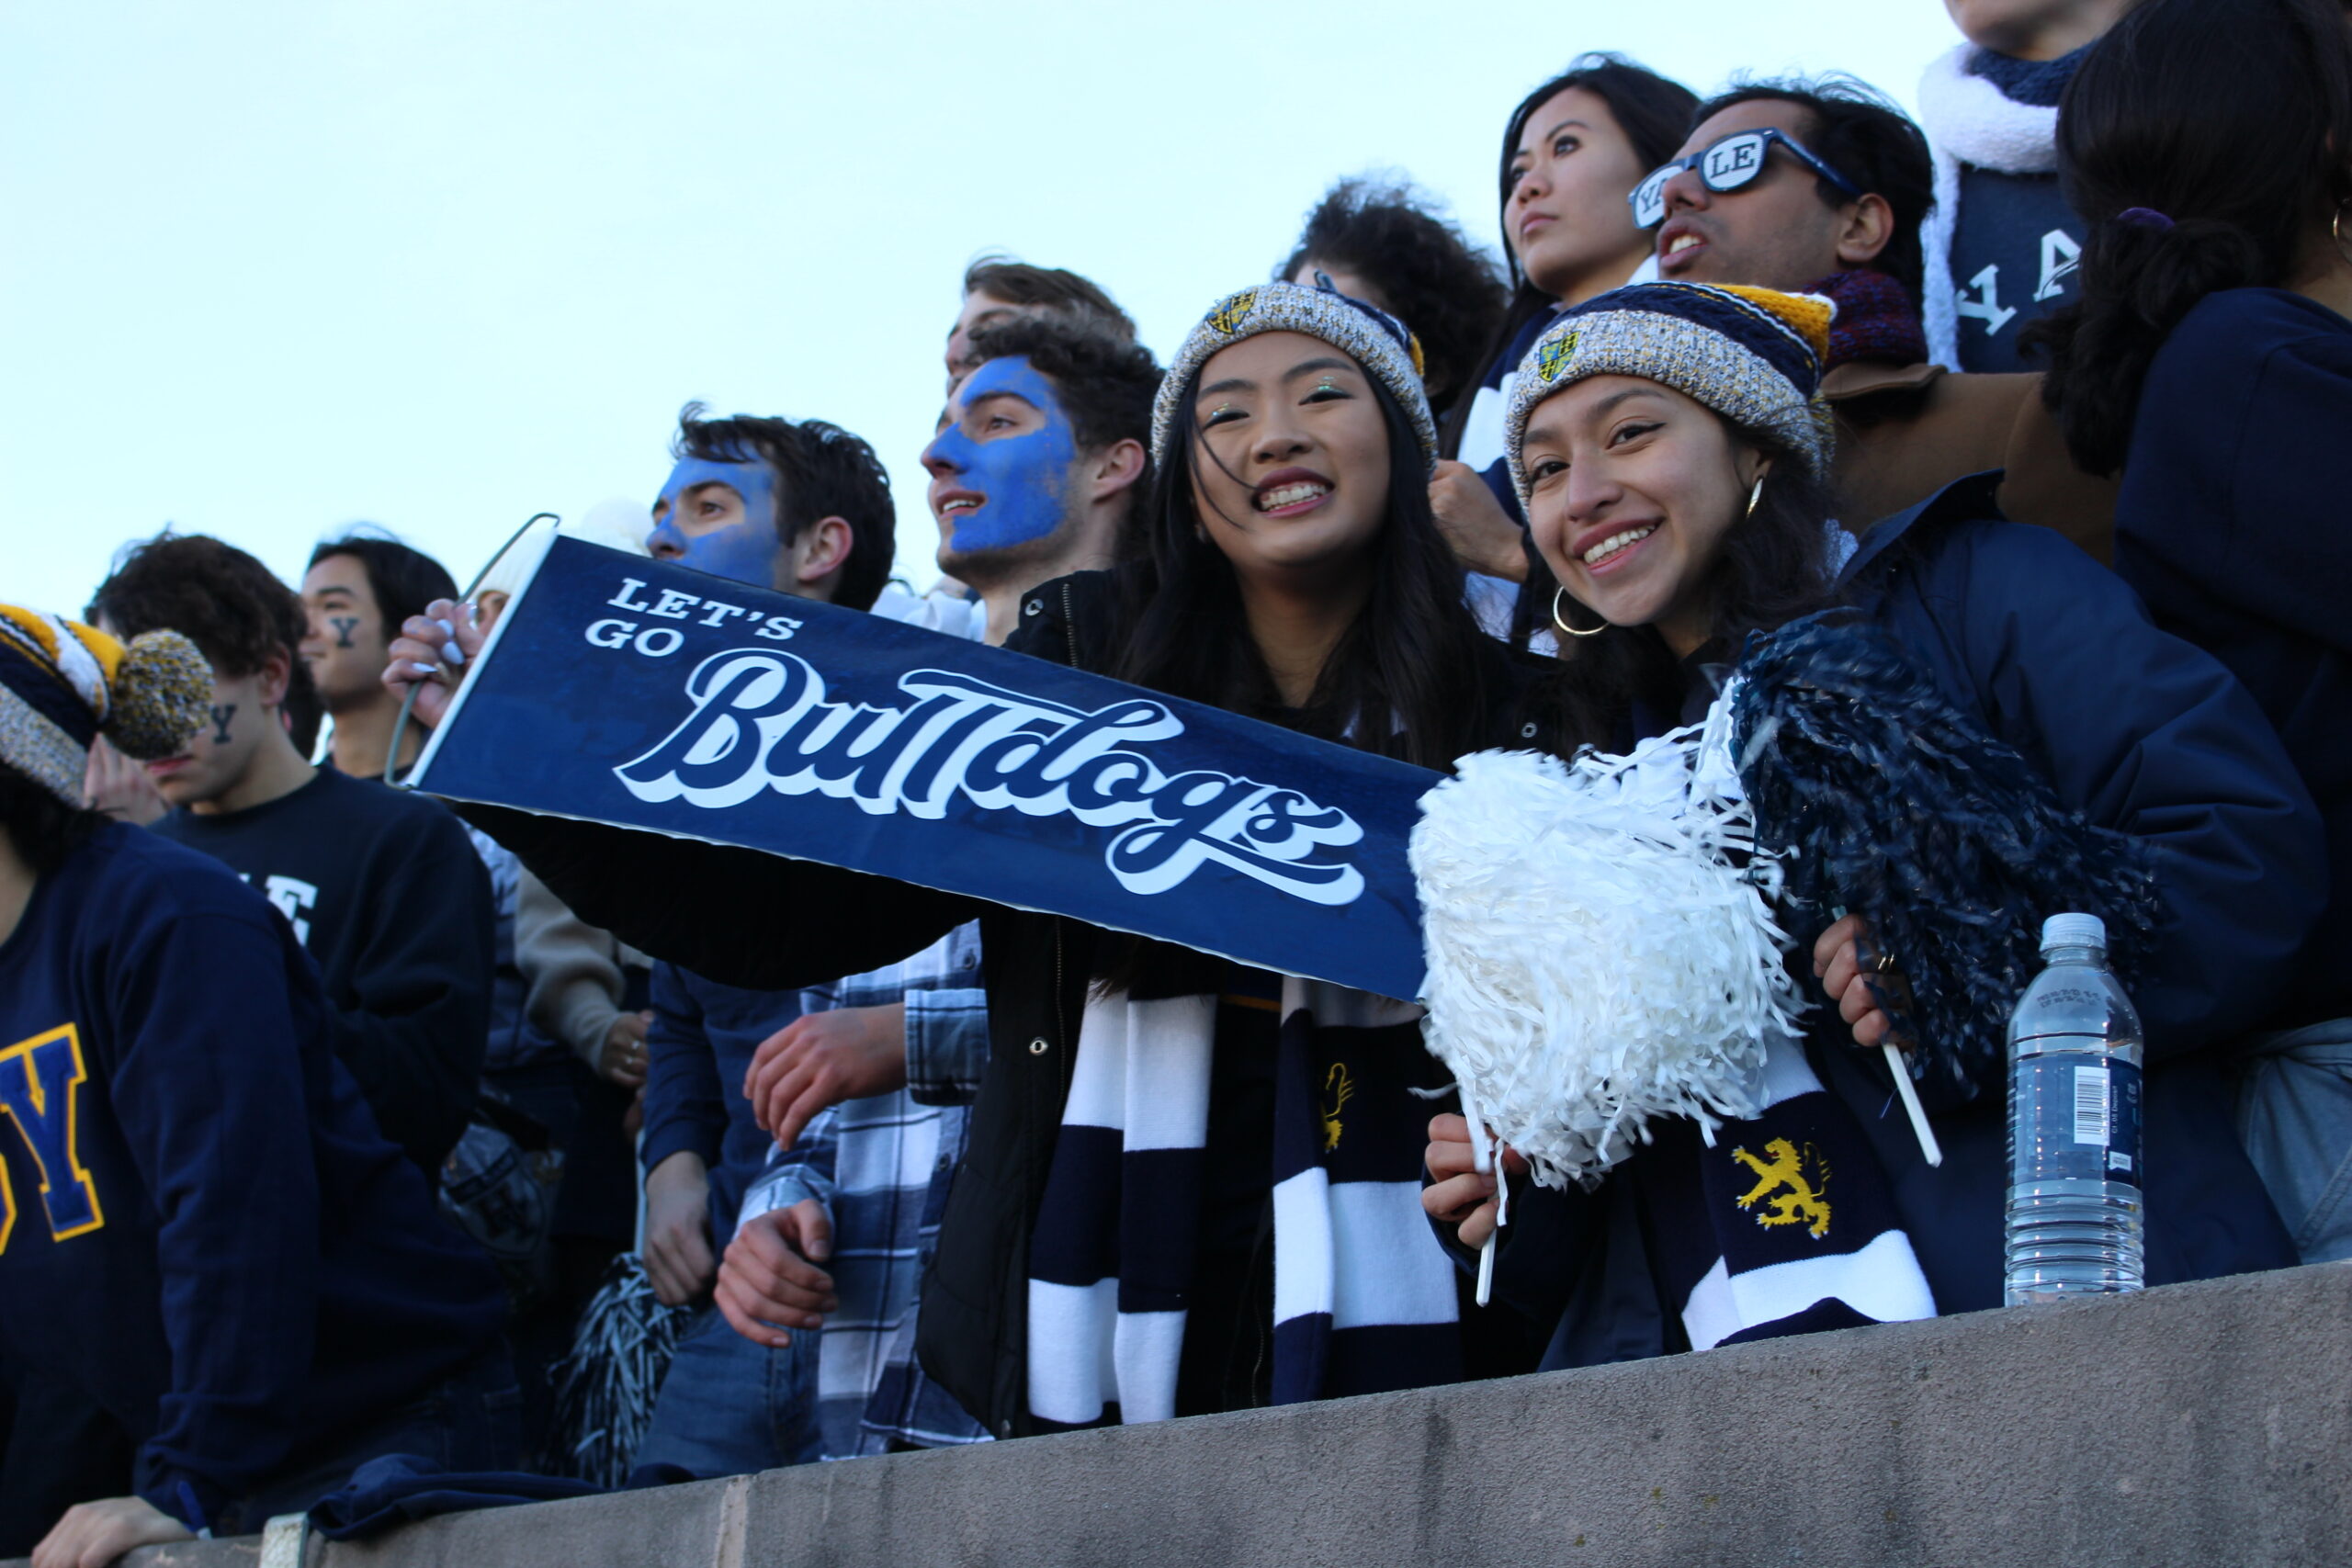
[1052,577,1080,1068]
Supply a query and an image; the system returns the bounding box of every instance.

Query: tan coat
[1826,362,2117,563]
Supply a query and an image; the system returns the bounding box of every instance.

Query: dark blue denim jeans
[213,1343,523,1537]
[631,1305,820,1479]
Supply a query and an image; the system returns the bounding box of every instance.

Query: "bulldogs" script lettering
[614,649,1367,905]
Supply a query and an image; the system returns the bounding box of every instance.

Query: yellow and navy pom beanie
[1502,282,1838,510]
[1153,276,1438,474]
[0,606,211,808]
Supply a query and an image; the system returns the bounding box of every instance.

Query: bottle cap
[2041,912,2107,952]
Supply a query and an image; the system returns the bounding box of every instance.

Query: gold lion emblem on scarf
[1320,1063,1355,1153]
[1731,1137,1832,1239]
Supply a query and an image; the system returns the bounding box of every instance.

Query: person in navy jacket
[1425,281,2319,1366]
[0,607,509,1568]
[2031,0,2352,1261]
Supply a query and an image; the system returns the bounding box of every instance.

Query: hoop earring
[1551,586,1607,639]
[2335,203,2352,265]
[1746,474,1765,518]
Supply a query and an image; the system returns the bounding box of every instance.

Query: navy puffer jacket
[1476,473,2321,1364]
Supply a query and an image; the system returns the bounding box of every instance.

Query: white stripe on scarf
[1028,981,1456,1427]
[1679,1030,1936,1350]
[1027,995,1212,1427]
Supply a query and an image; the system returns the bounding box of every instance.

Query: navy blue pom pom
[1731,614,2161,1099]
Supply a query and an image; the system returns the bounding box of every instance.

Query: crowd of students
[6,0,2351,1561]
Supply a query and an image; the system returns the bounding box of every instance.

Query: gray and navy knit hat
[1502,282,1837,509]
[1152,277,1437,472]
[0,605,210,807]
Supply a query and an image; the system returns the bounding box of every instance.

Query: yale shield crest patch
[1535,330,1580,383]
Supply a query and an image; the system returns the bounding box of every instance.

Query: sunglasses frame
[1628,128,1865,231]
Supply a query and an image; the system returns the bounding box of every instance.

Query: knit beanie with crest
[1152,276,1437,473]
[1502,281,1837,510]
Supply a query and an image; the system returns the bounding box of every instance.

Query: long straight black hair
[1529,421,1838,754]
[1110,369,1499,773]
[1437,55,1699,461]
[2027,0,2352,476]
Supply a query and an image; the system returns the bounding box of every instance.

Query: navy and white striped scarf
[1645,1032,1937,1348]
[1025,976,1462,1427]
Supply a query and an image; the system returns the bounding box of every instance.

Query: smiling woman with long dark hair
[1420,279,2321,1369]
[1110,284,1506,772]
[1010,279,1555,1422]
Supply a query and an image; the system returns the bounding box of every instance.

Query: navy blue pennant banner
[409,536,1439,998]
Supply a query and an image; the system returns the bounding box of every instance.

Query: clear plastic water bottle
[2004,912,2145,1304]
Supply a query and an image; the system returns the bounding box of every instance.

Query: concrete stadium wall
[51,1260,2352,1568]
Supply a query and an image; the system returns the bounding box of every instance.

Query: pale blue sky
[3,1,1964,617]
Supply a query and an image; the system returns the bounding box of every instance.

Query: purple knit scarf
[1808,270,1928,372]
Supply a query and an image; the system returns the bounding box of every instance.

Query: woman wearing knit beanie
[2030,0,2352,1263]
[986,277,1562,1424]
[1421,279,2321,1366]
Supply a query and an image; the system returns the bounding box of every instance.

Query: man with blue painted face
[922,312,1161,646]
[575,407,903,1477]
[711,312,1163,1460]
[1640,76,2112,557]
[644,401,893,604]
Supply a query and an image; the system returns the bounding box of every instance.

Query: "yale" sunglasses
[1628,128,1864,231]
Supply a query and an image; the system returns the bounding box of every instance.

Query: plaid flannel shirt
[735,921,992,1457]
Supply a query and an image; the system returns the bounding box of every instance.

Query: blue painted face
[647,456,785,590]
[921,355,1080,558]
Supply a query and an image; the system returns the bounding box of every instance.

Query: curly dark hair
[91,531,323,756]
[1274,178,1507,417]
[90,532,304,680]
[2027,0,2352,475]
[673,406,898,612]
[1692,75,1935,311]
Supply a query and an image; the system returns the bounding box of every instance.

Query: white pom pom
[1410,695,1804,1190]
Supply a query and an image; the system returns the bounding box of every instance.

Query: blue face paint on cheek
[648,457,786,591]
[931,357,1080,556]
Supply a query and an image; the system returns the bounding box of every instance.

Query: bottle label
[2011,1052,2143,1188]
